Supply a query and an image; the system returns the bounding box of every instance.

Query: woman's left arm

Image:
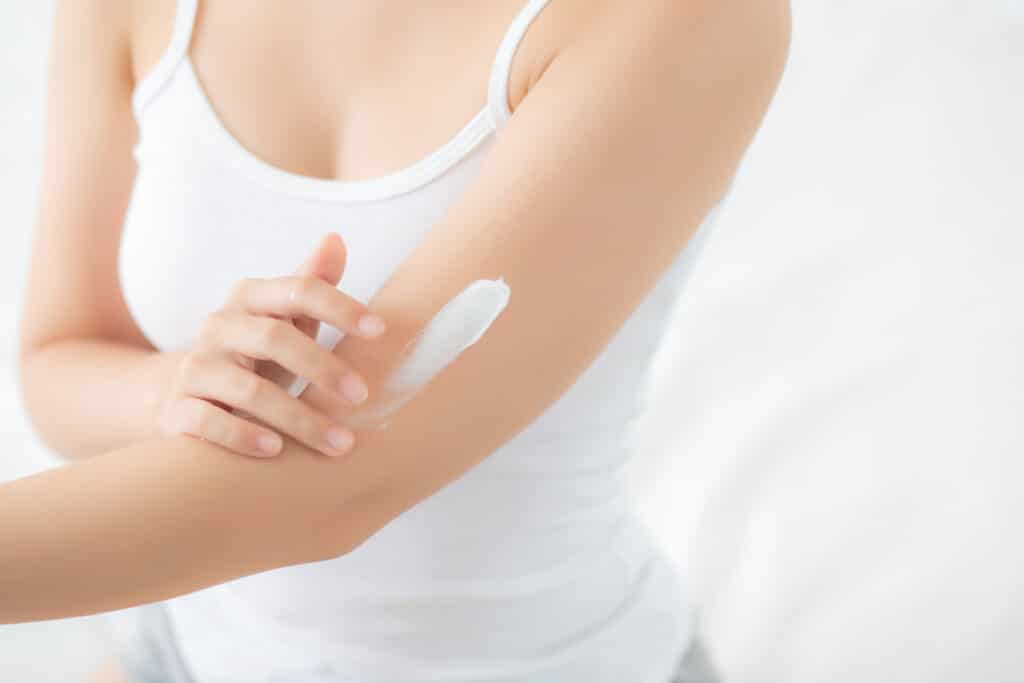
[0,0,790,623]
[299,0,792,551]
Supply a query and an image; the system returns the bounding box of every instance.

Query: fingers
[291,232,348,342]
[176,354,356,457]
[162,396,285,459]
[199,311,371,405]
[293,313,321,341]
[296,232,347,285]
[227,276,387,340]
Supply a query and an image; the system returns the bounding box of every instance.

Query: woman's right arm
[2,0,789,623]
[17,1,379,462]
[17,0,182,460]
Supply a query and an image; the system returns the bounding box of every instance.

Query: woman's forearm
[18,338,183,461]
[0,432,346,624]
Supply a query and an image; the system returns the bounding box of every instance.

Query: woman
[9,0,790,681]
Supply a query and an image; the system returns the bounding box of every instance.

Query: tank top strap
[132,0,199,119]
[486,0,555,128]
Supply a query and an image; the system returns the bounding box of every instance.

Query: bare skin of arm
[16,0,170,460]
[17,0,372,462]
[1,0,791,624]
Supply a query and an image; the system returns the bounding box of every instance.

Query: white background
[2,1,1022,681]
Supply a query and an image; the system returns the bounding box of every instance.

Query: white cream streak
[289,278,511,430]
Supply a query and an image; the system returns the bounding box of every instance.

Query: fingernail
[358,313,387,337]
[258,433,283,455]
[326,427,354,454]
[340,373,369,404]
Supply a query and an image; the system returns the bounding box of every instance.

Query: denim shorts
[113,602,721,683]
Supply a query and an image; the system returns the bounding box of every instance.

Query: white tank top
[119,0,726,681]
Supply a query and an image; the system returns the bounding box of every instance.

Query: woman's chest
[131,0,569,185]
[118,139,491,353]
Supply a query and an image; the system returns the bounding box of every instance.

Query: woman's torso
[117,1,723,680]
[128,0,570,189]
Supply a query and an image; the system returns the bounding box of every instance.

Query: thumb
[297,232,347,286]
[292,232,347,339]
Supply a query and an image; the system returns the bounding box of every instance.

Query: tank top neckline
[131,0,555,204]
[180,54,498,203]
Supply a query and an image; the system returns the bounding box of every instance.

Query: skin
[155,234,378,459]
[6,0,791,679]
[18,0,563,461]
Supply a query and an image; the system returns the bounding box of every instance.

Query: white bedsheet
[625,2,1024,681]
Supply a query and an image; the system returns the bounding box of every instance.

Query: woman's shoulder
[114,0,594,116]
[590,0,791,51]
[567,0,791,97]
[527,0,790,96]
[51,0,179,91]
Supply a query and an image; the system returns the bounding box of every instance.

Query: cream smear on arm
[289,278,512,430]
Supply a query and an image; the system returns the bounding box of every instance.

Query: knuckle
[228,278,250,302]
[191,403,217,438]
[179,352,204,378]
[322,362,348,391]
[295,410,325,443]
[290,276,323,311]
[344,295,368,320]
[275,399,314,438]
[156,402,180,435]
[208,414,236,446]
[310,284,336,315]
[239,374,268,404]
[260,319,288,347]
[336,300,361,330]
[308,356,340,391]
[292,275,317,299]
[220,421,245,449]
[320,288,358,325]
[329,352,354,376]
[198,311,224,342]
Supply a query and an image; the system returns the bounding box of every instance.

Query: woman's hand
[156,234,387,458]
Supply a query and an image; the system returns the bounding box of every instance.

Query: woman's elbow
[16,352,79,461]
